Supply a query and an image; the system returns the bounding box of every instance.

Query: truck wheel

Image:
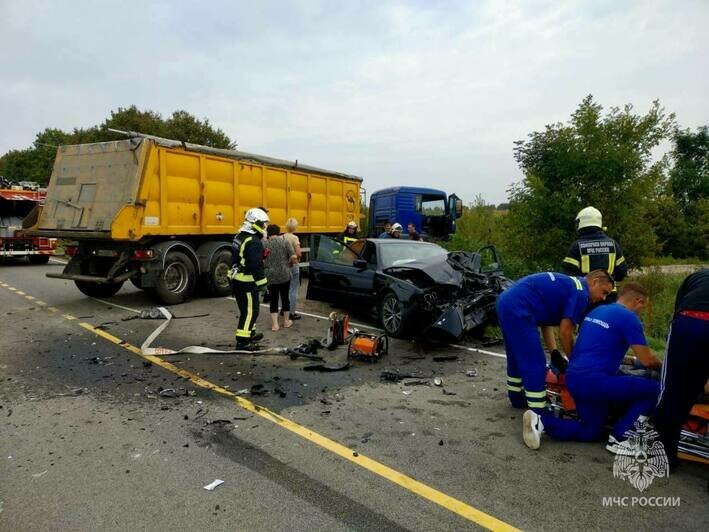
[380,292,410,338]
[75,280,124,298]
[204,249,232,297]
[155,251,196,304]
[28,255,50,265]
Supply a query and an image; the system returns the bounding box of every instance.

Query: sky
[1,0,708,204]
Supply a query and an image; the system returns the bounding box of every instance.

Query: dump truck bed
[32,134,362,240]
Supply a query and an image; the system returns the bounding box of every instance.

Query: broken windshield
[379,242,448,269]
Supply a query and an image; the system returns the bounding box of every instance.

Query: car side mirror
[353,259,367,270]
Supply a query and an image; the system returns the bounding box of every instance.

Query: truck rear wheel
[28,255,50,265]
[75,280,124,298]
[155,250,196,304]
[204,249,232,297]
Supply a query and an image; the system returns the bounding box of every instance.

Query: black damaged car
[306,236,511,339]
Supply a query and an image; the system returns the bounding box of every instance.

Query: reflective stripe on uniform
[526,399,548,409]
[239,237,253,267]
[255,277,267,287]
[235,272,255,282]
[507,384,523,392]
[524,390,547,399]
[615,256,625,266]
[563,257,581,268]
[244,291,254,330]
[607,252,616,275]
[571,277,583,291]
[580,255,590,273]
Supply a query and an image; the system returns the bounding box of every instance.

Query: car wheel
[75,280,124,298]
[204,249,232,297]
[380,292,410,338]
[154,251,196,304]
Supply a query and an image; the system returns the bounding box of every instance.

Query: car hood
[382,256,463,287]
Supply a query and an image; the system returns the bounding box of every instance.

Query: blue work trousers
[543,372,660,441]
[496,297,548,411]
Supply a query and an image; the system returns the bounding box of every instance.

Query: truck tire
[155,250,196,304]
[204,249,232,297]
[28,255,50,265]
[75,280,124,298]
[380,292,411,338]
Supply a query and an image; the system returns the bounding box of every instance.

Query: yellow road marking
[0,282,518,530]
[8,287,17,291]
[25,295,35,300]
[16,290,25,295]
[48,307,59,313]
[79,322,518,530]
[36,301,47,306]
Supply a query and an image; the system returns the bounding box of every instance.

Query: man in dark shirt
[563,207,627,300]
[654,268,709,468]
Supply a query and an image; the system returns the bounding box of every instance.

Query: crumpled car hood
[383,257,463,287]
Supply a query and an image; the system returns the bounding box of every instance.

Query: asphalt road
[1,259,707,531]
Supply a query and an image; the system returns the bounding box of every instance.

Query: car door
[306,235,376,307]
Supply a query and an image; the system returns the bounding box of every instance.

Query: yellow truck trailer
[29,132,362,303]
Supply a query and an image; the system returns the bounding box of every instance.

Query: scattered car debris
[303,360,350,372]
[433,355,458,362]
[403,379,430,386]
[380,370,419,382]
[250,384,268,396]
[433,377,443,387]
[466,368,478,378]
[442,389,457,396]
[203,479,224,491]
[158,388,177,398]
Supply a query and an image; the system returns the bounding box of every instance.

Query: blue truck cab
[367,186,462,239]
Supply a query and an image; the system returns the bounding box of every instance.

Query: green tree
[0,107,235,186]
[656,126,709,259]
[506,95,676,270]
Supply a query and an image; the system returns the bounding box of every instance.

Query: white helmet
[240,207,270,234]
[347,220,357,229]
[391,223,403,233]
[576,206,602,230]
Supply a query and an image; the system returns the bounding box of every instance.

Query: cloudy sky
[1,0,708,204]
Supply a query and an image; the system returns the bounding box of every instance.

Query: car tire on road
[203,249,232,297]
[154,250,196,304]
[74,280,124,298]
[380,292,410,338]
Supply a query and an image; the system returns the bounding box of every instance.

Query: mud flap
[427,304,466,339]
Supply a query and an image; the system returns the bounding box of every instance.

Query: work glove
[550,349,569,374]
[226,265,239,281]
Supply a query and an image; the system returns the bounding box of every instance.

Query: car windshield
[378,242,448,268]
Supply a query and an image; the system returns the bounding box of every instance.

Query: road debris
[380,370,419,382]
[433,377,443,387]
[203,479,224,491]
[403,379,430,386]
[433,355,458,362]
[31,470,48,478]
[466,368,478,377]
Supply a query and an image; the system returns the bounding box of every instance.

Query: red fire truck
[0,185,56,263]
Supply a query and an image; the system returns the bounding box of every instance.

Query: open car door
[306,235,376,306]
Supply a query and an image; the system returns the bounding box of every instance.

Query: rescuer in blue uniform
[654,269,709,468]
[563,207,627,302]
[521,283,663,451]
[496,270,615,413]
[229,208,269,349]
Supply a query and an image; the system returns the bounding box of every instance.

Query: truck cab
[367,186,462,240]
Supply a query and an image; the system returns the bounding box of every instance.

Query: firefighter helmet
[576,206,602,230]
[240,208,270,234]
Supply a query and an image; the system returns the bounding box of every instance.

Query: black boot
[251,332,264,342]
[236,337,256,351]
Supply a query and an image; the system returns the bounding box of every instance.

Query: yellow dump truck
[29,132,362,303]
